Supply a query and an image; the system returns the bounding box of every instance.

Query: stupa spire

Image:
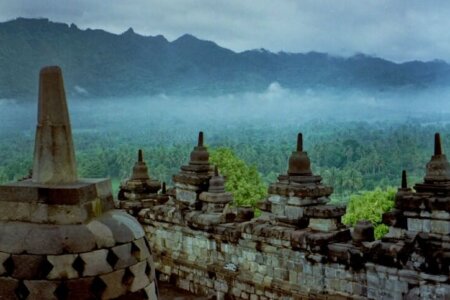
[435,133,443,155]
[189,131,209,165]
[401,170,408,189]
[288,132,312,176]
[423,132,450,183]
[131,149,150,180]
[297,133,303,152]
[32,66,77,184]
[198,131,204,147]
[138,149,144,162]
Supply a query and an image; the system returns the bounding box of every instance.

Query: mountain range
[1,17,450,100]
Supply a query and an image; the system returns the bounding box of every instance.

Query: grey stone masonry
[137,133,449,299]
[118,149,167,216]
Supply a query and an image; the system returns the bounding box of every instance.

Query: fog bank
[1,84,450,137]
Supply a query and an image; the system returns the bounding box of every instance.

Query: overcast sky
[0,0,449,62]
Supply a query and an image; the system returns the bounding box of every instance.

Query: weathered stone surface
[173,172,211,186]
[47,204,90,224]
[284,205,305,220]
[80,249,113,276]
[145,281,158,300]
[47,254,78,279]
[235,207,254,222]
[308,218,339,232]
[186,212,224,228]
[268,183,333,198]
[111,243,138,269]
[133,238,152,261]
[64,277,96,300]
[0,252,10,275]
[0,277,18,297]
[130,261,151,292]
[176,189,199,205]
[304,205,345,218]
[59,225,97,253]
[24,224,64,255]
[286,196,329,207]
[0,179,110,207]
[32,66,77,184]
[199,192,233,204]
[11,254,50,279]
[430,219,450,234]
[352,220,375,243]
[86,220,116,248]
[256,199,271,212]
[382,209,407,228]
[100,269,127,299]
[24,280,59,300]
[98,210,145,243]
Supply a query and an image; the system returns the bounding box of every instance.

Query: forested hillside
[1,18,450,100]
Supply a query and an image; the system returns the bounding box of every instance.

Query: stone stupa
[118,149,163,214]
[0,66,158,299]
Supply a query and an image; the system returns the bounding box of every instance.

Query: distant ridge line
[0,17,449,100]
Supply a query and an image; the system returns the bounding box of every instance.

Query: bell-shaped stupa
[0,66,158,299]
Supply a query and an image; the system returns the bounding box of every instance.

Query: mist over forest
[2,80,450,130]
[1,82,450,204]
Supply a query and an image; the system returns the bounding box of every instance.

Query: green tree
[343,187,396,239]
[341,168,363,194]
[210,147,267,207]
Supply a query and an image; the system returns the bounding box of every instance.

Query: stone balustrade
[121,131,450,299]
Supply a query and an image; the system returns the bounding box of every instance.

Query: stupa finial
[138,149,144,162]
[288,132,312,176]
[189,131,209,165]
[131,149,150,180]
[198,131,204,147]
[401,170,408,189]
[297,133,303,152]
[435,133,443,155]
[422,133,450,183]
[32,66,77,184]
[208,165,226,193]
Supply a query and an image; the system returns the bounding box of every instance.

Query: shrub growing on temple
[343,187,396,239]
[210,147,267,207]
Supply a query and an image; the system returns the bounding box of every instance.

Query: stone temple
[0,66,157,299]
[134,132,449,299]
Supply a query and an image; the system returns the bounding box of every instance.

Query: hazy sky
[0,0,449,62]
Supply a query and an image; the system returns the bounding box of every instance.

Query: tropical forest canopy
[1,96,448,199]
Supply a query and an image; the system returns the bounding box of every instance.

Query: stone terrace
[118,132,450,299]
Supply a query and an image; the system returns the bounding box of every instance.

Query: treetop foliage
[343,187,396,239]
[210,147,267,207]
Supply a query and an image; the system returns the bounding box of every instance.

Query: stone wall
[139,212,448,299]
[120,132,450,299]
